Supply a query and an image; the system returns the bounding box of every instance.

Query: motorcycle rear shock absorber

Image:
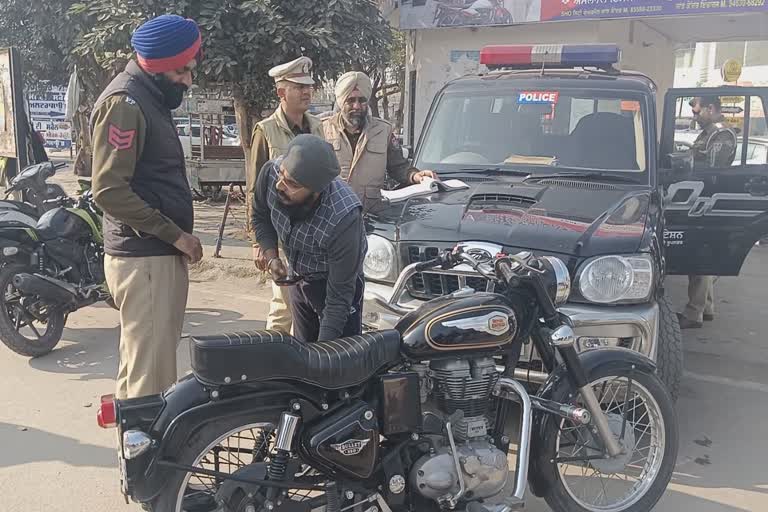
[266,412,301,504]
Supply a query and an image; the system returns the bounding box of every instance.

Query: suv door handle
[745,178,768,197]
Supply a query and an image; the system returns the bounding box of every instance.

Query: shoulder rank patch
[125,96,137,105]
[108,124,136,151]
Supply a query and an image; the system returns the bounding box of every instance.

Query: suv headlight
[577,254,653,304]
[364,235,396,282]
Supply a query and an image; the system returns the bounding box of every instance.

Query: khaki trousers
[266,254,293,333]
[105,254,189,399]
[683,275,715,323]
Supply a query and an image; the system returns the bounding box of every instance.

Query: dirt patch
[189,258,268,285]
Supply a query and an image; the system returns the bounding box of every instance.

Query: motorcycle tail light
[97,394,117,429]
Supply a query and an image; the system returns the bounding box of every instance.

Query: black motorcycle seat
[190,330,402,389]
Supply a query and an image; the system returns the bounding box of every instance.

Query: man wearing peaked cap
[247,56,324,335]
[90,14,204,399]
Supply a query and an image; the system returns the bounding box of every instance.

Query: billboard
[0,48,22,160]
[400,0,768,30]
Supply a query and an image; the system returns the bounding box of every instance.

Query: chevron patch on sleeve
[108,124,136,151]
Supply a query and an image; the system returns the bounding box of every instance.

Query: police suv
[362,44,768,399]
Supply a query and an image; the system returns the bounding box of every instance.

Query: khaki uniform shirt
[246,108,323,242]
[322,113,414,210]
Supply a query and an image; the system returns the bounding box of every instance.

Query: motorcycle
[435,0,512,27]
[98,246,678,512]
[0,188,113,357]
[0,161,70,228]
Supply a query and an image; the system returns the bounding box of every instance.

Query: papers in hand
[381,177,469,203]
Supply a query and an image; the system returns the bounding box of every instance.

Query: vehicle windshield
[416,89,648,176]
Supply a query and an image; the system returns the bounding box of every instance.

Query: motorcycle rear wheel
[542,366,678,512]
[0,263,66,357]
[150,414,325,512]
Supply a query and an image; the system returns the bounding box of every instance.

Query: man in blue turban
[90,14,204,399]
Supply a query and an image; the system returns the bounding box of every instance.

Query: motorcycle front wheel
[0,263,66,357]
[150,414,328,512]
[542,366,678,512]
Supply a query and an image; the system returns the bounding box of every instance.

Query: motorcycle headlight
[364,235,396,282]
[577,254,654,304]
[538,256,571,306]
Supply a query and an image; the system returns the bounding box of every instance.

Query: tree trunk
[72,110,92,177]
[382,94,390,121]
[233,93,258,177]
[369,73,382,119]
[395,83,405,132]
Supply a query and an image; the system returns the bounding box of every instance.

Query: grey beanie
[283,134,340,193]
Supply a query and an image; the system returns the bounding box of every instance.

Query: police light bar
[479,44,621,69]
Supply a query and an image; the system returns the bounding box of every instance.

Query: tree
[187,0,392,171]
[0,0,394,174]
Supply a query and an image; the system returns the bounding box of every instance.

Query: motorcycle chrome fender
[527,347,657,498]
[129,377,322,503]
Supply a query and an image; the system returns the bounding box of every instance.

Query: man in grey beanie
[252,134,367,342]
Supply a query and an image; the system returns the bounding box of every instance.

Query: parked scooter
[0,161,69,228]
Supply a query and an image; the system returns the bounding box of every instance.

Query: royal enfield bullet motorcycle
[98,246,677,512]
[0,188,112,357]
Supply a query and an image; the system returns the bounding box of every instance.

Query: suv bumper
[363,282,659,379]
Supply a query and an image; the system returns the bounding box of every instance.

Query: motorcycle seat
[189,330,401,389]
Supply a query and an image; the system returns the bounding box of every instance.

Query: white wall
[404,18,677,145]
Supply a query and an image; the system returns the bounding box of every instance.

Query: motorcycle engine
[409,357,509,503]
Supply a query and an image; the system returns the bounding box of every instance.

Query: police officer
[322,71,436,210]
[91,15,203,398]
[678,96,736,329]
[247,56,325,334]
[251,135,366,343]
[690,96,737,169]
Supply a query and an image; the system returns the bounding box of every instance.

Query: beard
[153,74,188,110]
[343,110,368,131]
[277,190,319,220]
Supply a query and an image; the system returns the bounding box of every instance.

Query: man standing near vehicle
[322,71,436,210]
[678,96,737,329]
[252,134,366,343]
[247,57,324,334]
[91,14,203,398]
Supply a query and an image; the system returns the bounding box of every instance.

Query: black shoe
[676,313,703,329]
[703,313,715,322]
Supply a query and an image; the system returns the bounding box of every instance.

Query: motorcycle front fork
[553,330,623,457]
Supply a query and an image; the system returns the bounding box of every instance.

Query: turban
[334,71,373,105]
[131,15,202,74]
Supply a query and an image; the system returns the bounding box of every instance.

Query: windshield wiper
[442,167,531,176]
[526,172,639,184]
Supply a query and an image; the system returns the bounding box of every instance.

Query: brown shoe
[676,313,703,329]
[703,313,715,322]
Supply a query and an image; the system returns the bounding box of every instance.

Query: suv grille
[407,245,501,299]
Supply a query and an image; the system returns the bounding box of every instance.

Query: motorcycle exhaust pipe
[13,273,79,307]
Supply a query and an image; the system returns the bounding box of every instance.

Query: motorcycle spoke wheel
[554,376,665,512]
[4,287,51,343]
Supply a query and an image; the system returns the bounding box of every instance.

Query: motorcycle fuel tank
[36,207,92,241]
[396,292,519,360]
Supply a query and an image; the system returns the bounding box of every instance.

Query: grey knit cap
[282,134,340,193]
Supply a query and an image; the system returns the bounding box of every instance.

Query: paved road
[2,227,768,509]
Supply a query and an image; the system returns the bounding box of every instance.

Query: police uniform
[692,116,737,169]
[322,71,418,211]
[246,57,324,333]
[682,116,736,328]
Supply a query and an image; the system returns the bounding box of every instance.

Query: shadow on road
[0,422,115,469]
[26,308,266,380]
